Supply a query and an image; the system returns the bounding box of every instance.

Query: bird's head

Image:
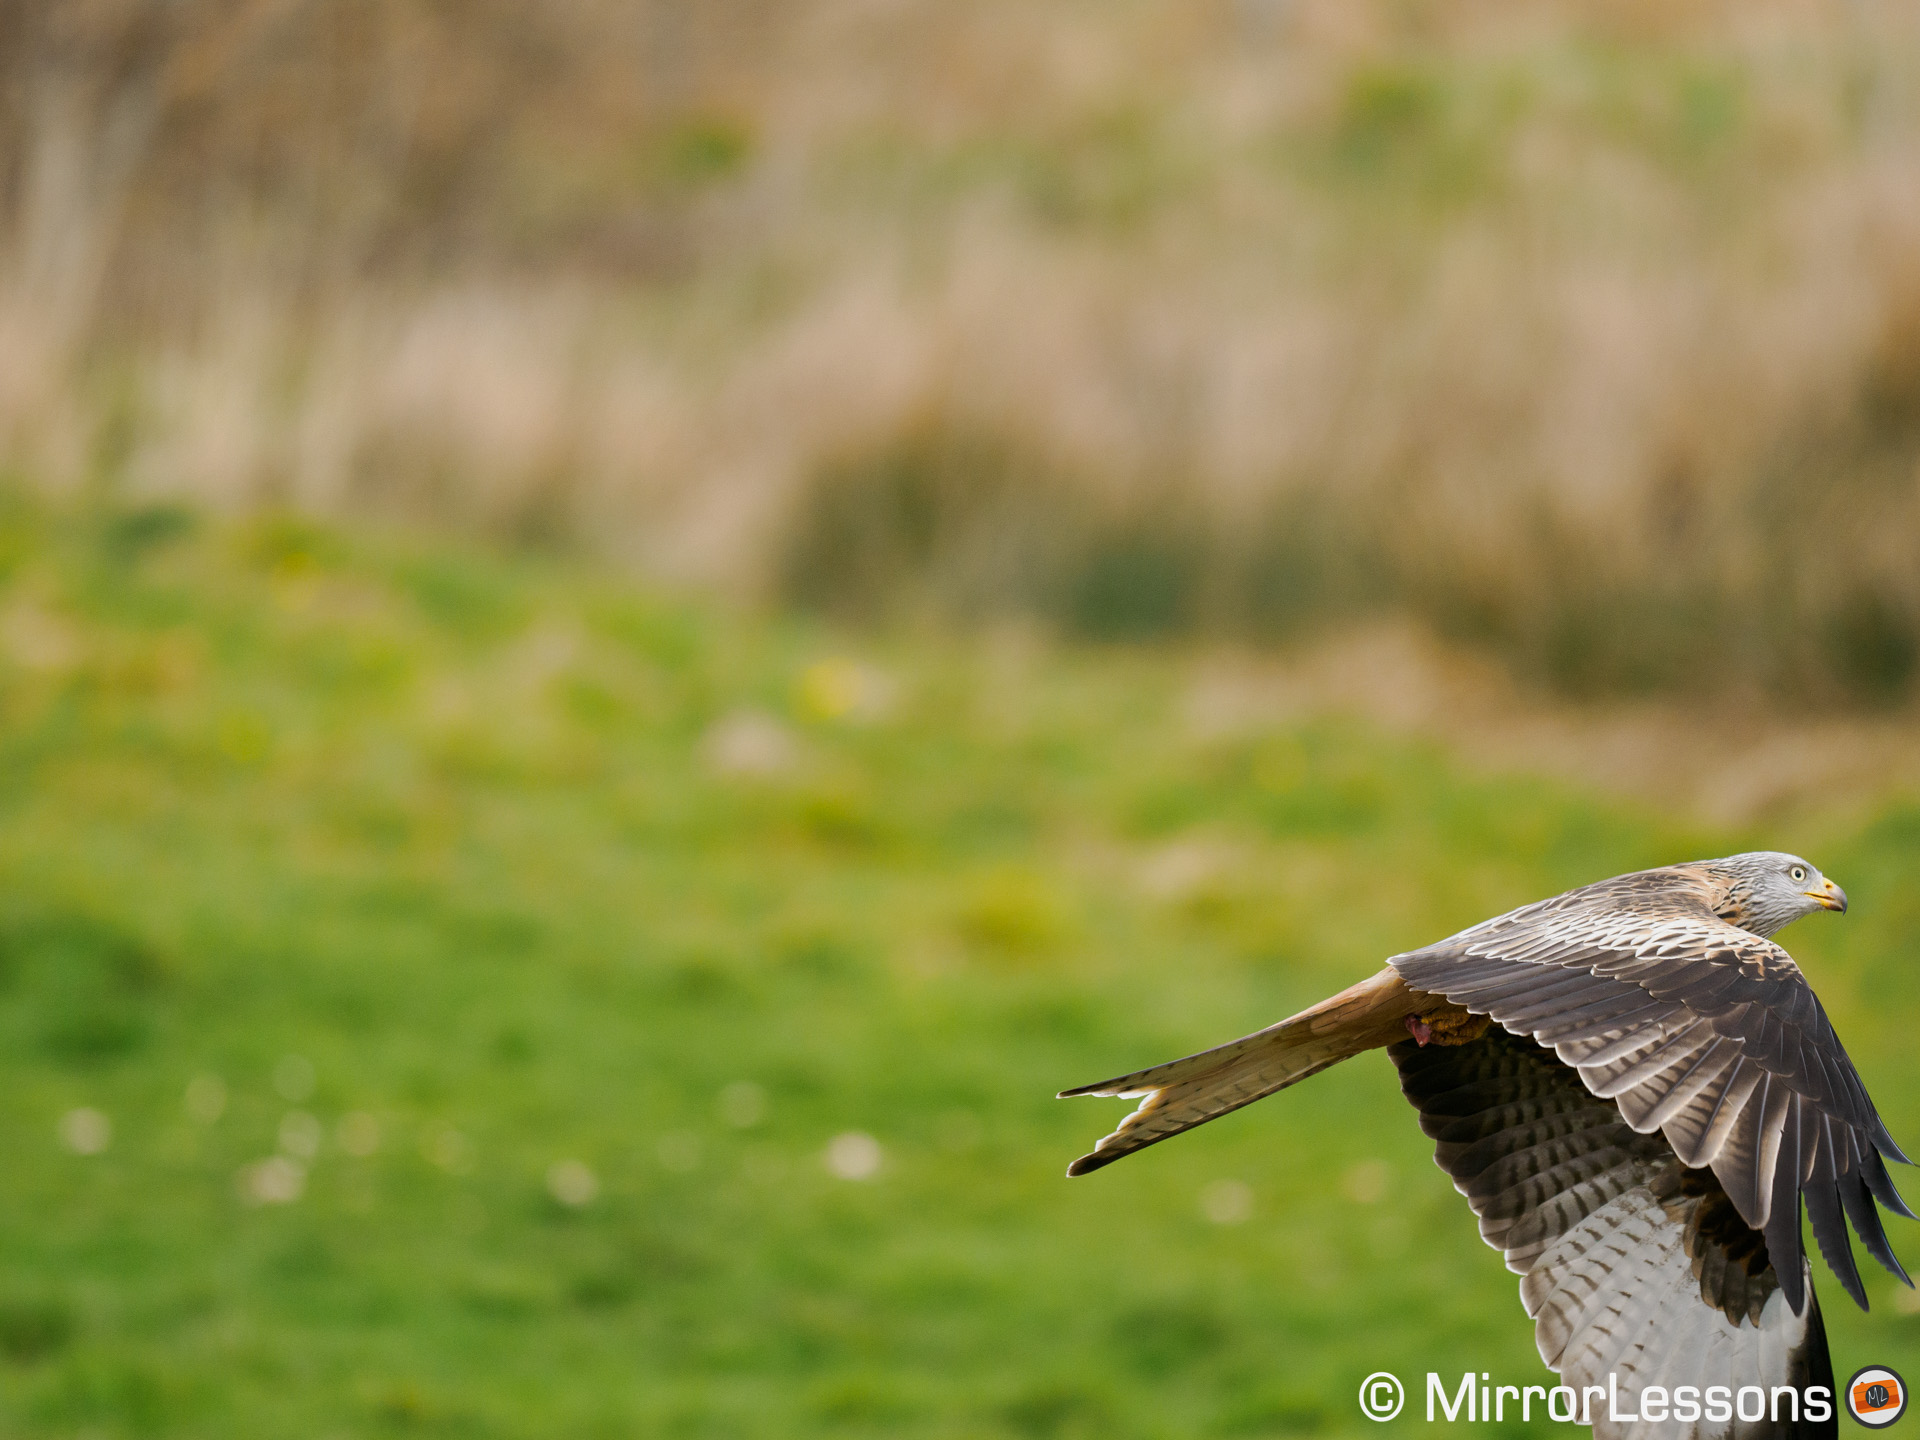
[1708,850,1847,937]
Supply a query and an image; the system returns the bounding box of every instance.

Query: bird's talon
[1406,1015,1433,1047]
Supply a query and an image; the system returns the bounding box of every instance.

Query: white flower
[546,1160,599,1207]
[1200,1179,1253,1225]
[59,1108,111,1155]
[240,1156,306,1205]
[824,1131,883,1181]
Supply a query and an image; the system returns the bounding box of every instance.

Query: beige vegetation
[4,0,1920,701]
[1182,619,1920,824]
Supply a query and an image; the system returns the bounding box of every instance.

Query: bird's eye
[1790,866,1807,882]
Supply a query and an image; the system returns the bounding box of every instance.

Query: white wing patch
[1526,1185,1822,1440]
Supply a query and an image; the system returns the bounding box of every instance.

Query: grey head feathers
[1696,850,1847,938]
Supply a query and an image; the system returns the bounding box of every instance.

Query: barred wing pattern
[1391,874,1912,1314]
[1395,1028,1834,1440]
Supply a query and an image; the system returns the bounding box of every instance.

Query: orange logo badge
[1847,1367,1906,1428]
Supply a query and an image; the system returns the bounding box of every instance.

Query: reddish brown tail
[1059,967,1429,1175]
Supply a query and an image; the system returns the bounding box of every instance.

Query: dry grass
[1180,618,1920,825]
[4,0,1920,700]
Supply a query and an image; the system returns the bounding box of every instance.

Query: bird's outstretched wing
[1396,1026,1835,1440]
[1392,883,1911,1315]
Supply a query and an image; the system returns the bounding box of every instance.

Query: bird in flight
[1062,853,1910,1438]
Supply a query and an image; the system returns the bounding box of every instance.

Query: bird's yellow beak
[1806,878,1848,913]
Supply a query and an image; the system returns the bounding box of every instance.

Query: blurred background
[2,1,1919,1436]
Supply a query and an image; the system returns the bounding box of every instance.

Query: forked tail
[1059,967,1435,1175]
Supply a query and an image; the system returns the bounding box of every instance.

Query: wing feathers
[1804,1178,1864,1310]
[1398,1027,1835,1438]
[1599,1021,1717,1095]
[1447,965,1592,1009]
[1618,1034,1738,1135]
[1876,1127,1913,1167]
[1513,988,1662,1034]
[1839,1167,1911,1286]
[1761,1095,1806,1313]
[1065,862,1908,1336]
[1864,1147,1918,1222]
[1503,1169,1647,1272]
[1715,1071,1778,1228]
[1390,871,1909,1319]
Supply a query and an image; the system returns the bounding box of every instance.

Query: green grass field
[0,501,1914,1438]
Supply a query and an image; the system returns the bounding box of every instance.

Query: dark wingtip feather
[1866,1149,1919,1222]
[1065,1150,1117,1177]
[1774,1244,1807,1313]
[1874,1127,1913,1167]
[1766,1188,1808,1314]
[1805,1181,1866,1310]
[1840,1169,1913,1287]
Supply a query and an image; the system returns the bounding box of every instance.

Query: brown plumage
[1061,852,1910,1440]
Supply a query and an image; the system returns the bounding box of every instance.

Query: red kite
[1064,853,1910,1438]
